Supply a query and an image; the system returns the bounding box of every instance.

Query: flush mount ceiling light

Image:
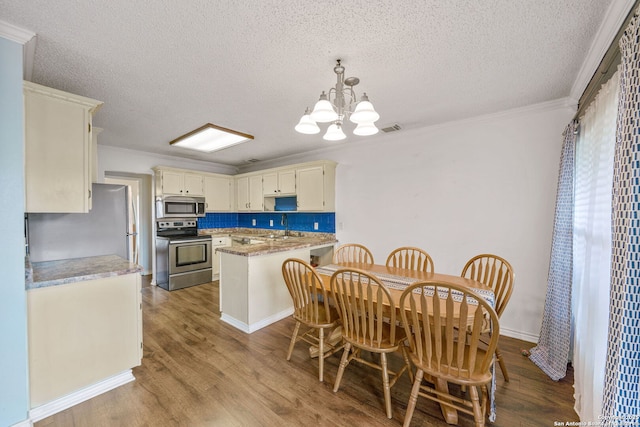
[295,59,380,141]
[169,123,254,153]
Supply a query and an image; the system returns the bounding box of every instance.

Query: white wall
[251,99,575,342]
[96,145,237,182]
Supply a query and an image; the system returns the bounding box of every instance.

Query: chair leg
[469,386,484,427]
[481,385,489,422]
[318,327,325,382]
[286,321,301,361]
[400,343,413,383]
[333,343,351,393]
[403,369,424,427]
[381,352,392,419]
[496,346,509,382]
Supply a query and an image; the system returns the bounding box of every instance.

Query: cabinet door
[236,177,250,211]
[248,175,264,211]
[262,172,278,196]
[296,166,324,211]
[24,90,92,213]
[161,171,184,195]
[211,237,230,278]
[204,176,232,211]
[263,170,295,196]
[278,170,296,194]
[184,173,204,196]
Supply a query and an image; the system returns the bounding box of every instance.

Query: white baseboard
[220,313,250,332]
[221,307,293,334]
[10,419,32,427]
[501,327,539,344]
[28,370,135,423]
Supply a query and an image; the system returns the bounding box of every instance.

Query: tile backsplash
[198,212,335,233]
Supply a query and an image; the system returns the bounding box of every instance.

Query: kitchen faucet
[281,213,289,237]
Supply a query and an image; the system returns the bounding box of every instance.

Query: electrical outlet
[252,219,256,226]
[269,219,273,226]
[314,222,319,230]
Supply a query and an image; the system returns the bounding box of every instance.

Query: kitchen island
[25,254,143,421]
[209,230,337,333]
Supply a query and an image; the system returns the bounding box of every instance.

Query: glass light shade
[323,123,346,141]
[353,121,379,136]
[310,98,338,123]
[294,113,320,134]
[350,100,380,124]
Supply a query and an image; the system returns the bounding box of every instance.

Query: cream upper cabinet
[204,175,233,211]
[262,169,296,196]
[153,160,335,213]
[155,169,204,196]
[160,170,184,195]
[296,162,336,212]
[24,81,103,213]
[183,173,204,195]
[236,175,263,211]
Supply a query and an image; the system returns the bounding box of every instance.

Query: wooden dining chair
[400,281,500,427]
[332,243,374,265]
[281,258,343,382]
[330,268,411,419]
[461,254,514,382]
[386,246,434,272]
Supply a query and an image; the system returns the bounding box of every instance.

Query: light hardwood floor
[36,279,578,426]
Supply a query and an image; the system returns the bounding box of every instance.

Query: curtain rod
[574,0,639,121]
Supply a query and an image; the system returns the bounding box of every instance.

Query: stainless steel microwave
[156,196,206,218]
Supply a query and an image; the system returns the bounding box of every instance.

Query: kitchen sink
[259,233,298,240]
[231,237,265,246]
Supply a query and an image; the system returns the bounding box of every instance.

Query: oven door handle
[169,239,210,245]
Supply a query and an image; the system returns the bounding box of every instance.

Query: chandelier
[295,59,380,141]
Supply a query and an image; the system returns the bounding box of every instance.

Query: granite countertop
[26,254,143,290]
[199,228,337,257]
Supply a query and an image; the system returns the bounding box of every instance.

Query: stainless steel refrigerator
[27,183,131,262]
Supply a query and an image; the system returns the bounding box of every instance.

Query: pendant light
[295,60,379,141]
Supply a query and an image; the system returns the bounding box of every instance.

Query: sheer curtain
[572,69,619,420]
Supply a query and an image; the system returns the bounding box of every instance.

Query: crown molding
[0,19,35,44]
[570,0,637,101]
[0,20,37,81]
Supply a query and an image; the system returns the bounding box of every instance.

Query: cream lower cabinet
[211,236,230,280]
[27,274,142,408]
[24,81,103,213]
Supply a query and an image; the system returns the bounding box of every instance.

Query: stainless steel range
[155,220,212,291]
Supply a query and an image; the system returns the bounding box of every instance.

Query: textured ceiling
[1,0,617,170]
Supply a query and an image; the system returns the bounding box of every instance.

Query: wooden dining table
[315,262,497,425]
